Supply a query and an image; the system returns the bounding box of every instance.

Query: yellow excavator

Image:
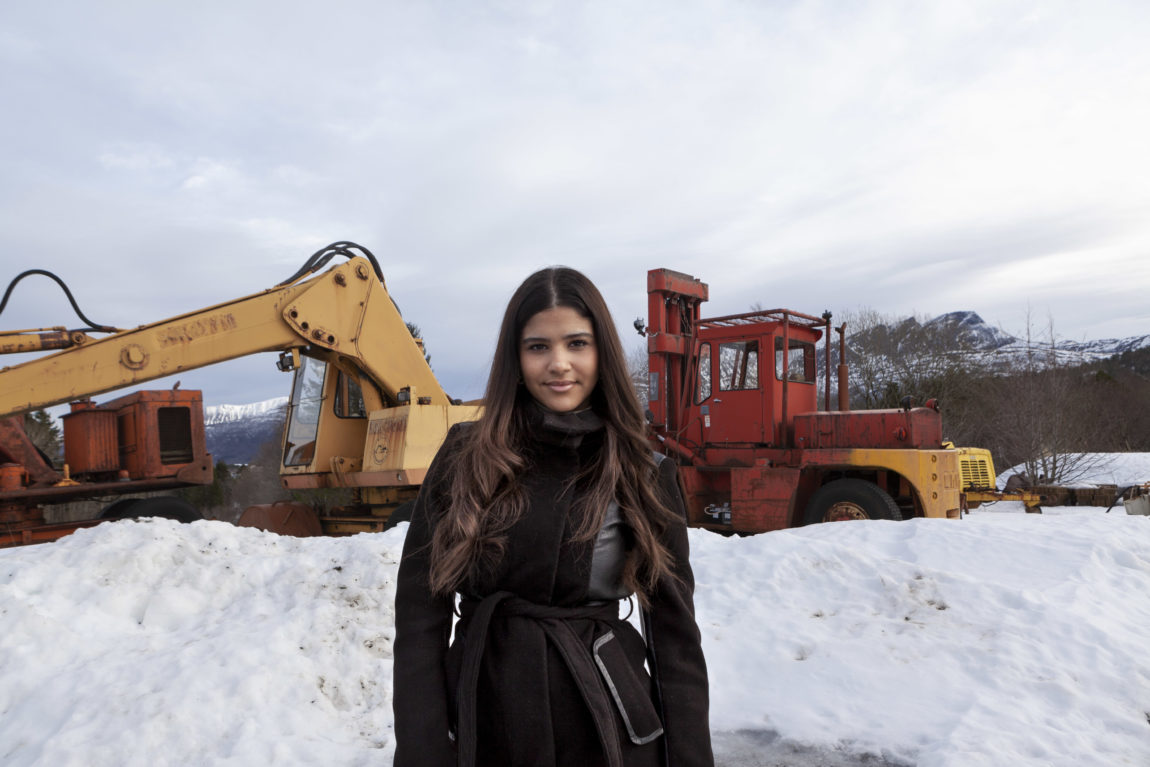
[0,243,480,546]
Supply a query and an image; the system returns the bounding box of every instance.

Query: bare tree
[836,307,987,442]
[980,312,1109,484]
[833,307,1119,484]
[626,342,650,410]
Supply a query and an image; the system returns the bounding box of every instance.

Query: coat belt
[456,592,625,767]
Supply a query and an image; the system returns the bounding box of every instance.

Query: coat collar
[526,400,604,449]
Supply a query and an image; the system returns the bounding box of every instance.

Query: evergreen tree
[24,409,61,464]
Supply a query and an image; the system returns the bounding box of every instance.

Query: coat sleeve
[648,457,714,767]
[392,427,463,767]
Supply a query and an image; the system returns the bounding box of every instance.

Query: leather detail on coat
[593,630,665,745]
[587,499,630,601]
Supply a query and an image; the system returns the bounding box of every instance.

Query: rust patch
[156,313,238,347]
[366,414,408,467]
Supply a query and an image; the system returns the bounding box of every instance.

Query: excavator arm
[0,246,480,545]
[0,256,450,418]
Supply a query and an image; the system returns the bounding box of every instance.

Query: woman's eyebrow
[521,331,593,343]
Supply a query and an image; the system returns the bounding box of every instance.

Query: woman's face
[518,306,599,413]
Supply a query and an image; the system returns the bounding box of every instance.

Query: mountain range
[203,397,288,465]
[847,310,1150,367]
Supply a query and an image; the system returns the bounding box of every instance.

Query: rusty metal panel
[676,466,729,527]
[61,406,119,474]
[793,408,943,450]
[236,502,322,536]
[647,268,709,300]
[731,465,800,532]
[125,391,204,479]
[64,389,210,481]
[0,463,25,491]
[0,416,62,485]
[364,408,411,472]
[0,519,102,548]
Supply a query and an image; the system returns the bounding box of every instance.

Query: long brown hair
[428,267,680,602]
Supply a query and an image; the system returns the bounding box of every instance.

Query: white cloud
[2,0,1150,404]
[180,159,242,191]
[97,143,176,172]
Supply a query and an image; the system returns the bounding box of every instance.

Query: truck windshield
[283,356,326,466]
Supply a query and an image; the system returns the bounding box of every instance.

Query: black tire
[100,497,143,519]
[101,496,203,523]
[804,479,902,525]
[384,500,416,530]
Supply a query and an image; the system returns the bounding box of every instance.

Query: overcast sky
[2,0,1148,406]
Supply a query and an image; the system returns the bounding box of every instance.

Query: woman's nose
[549,351,572,372]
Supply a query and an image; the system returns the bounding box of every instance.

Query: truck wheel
[804,479,902,525]
[101,496,202,523]
[100,498,142,519]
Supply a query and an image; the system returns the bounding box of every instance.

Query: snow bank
[0,520,402,767]
[695,513,1150,765]
[2,512,1149,766]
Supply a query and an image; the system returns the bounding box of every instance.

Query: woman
[393,267,713,767]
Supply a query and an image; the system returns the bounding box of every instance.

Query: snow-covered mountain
[922,311,1017,350]
[850,311,1150,367]
[204,397,288,464]
[204,396,289,426]
[1051,333,1150,358]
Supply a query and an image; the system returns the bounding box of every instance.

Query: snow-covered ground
[998,452,1150,490]
[2,507,1149,765]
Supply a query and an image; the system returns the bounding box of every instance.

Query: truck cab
[685,313,821,453]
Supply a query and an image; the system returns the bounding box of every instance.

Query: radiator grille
[959,457,993,490]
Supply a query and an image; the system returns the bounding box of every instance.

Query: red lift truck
[642,268,1011,533]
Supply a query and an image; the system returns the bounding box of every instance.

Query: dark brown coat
[393,421,713,766]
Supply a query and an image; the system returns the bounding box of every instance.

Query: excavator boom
[0,256,449,417]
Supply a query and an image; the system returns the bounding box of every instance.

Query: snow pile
[693,513,1150,765]
[2,512,1150,766]
[0,521,400,767]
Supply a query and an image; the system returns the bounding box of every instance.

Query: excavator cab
[281,354,371,475]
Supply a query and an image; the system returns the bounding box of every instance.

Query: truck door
[708,339,765,444]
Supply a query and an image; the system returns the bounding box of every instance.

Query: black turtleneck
[525,400,605,450]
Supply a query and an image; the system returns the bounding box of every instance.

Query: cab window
[695,342,712,402]
[334,371,366,418]
[283,356,326,466]
[718,340,759,391]
[775,338,815,382]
